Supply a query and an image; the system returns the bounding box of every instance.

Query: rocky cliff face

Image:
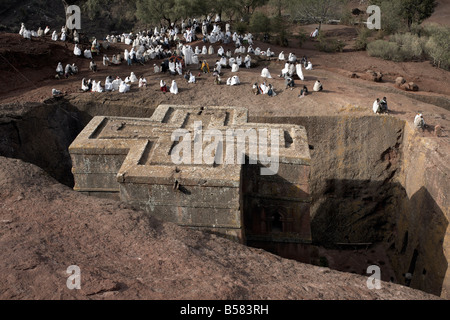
[252,115,450,298]
[390,123,450,298]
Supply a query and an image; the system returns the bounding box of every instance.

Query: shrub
[367,32,424,61]
[354,28,373,51]
[316,34,345,52]
[297,32,308,48]
[340,10,355,26]
[390,32,424,60]
[367,40,402,61]
[249,12,271,35]
[424,33,450,70]
[234,21,248,35]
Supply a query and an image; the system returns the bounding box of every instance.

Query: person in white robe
[84,49,93,59]
[176,62,183,75]
[130,72,138,83]
[111,55,119,65]
[236,55,242,66]
[260,82,268,94]
[19,23,25,36]
[139,77,147,88]
[219,56,227,66]
[311,27,319,38]
[188,72,196,83]
[112,77,121,91]
[183,46,193,65]
[71,63,78,74]
[226,77,232,86]
[266,48,274,57]
[296,63,304,80]
[226,49,232,58]
[244,55,251,69]
[208,45,214,55]
[52,88,63,97]
[247,45,254,54]
[305,61,313,70]
[170,80,179,94]
[228,57,236,68]
[414,113,425,130]
[169,61,176,74]
[95,81,103,93]
[56,62,64,75]
[37,27,43,37]
[231,62,239,72]
[280,63,289,77]
[89,60,97,72]
[44,26,50,35]
[261,67,272,79]
[103,55,110,66]
[195,46,201,55]
[202,46,208,55]
[81,78,90,92]
[105,77,113,91]
[313,80,323,92]
[373,98,381,114]
[51,30,58,41]
[218,46,224,56]
[91,80,97,92]
[154,64,160,73]
[288,63,296,77]
[23,29,31,40]
[74,44,82,56]
[64,64,72,77]
[254,47,261,55]
[278,51,285,61]
[119,81,130,93]
[288,53,297,63]
[230,75,240,86]
[60,31,66,41]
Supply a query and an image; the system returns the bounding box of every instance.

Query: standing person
[170,80,179,94]
[373,98,381,114]
[414,113,425,131]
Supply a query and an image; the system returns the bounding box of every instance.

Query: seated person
[379,97,388,113]
[414,113,425,131]
[252,83,260,95]
[313,80,323,92]
[89,60,98,72]
[298,85,308,98]
[285,77,295,90]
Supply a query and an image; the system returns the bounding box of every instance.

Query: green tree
[249,11,271,34]
[371,0,437,31]
[402,0,437,30]
[136,0,182,26]
[287,0,348,25]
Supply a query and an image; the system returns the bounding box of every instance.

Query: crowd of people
[18,19,428,130]
[21,18,321,99]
